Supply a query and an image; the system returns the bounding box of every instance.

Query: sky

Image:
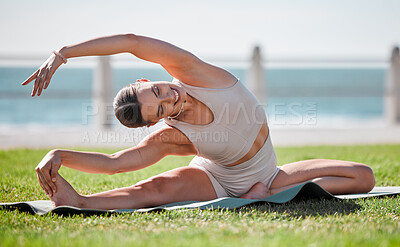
[1,0,400,62]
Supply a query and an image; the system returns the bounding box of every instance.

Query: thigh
[134,166,218,206]
[270,159,369,189]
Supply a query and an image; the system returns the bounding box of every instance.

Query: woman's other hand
[21,52,65,97]
[35,150,62,197]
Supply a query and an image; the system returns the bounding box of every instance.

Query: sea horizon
[0,65,388,129]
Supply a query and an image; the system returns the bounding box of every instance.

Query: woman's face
[135,80,187,124]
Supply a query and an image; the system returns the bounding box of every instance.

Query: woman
[22,34,375,210]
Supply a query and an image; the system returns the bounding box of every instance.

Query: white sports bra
[165,78,266,166]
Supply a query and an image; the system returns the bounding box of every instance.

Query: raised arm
[35,126,196,196]
[127,35,236,87]
[22,34,235,96]
[58,34,193,67]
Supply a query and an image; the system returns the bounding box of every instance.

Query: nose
[159,90,175,104]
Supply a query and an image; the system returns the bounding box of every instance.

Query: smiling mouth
[172,88,180,104]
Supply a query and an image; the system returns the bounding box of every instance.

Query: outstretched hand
[21,53,64,96]
[35,150,62,197]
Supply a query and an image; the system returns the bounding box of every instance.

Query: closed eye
[152,86,164,116]
[156,87,165,115]
[156,87,164,115]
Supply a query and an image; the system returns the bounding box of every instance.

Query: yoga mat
[1,182,399,216]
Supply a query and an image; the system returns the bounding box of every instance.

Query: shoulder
[171,58,238,89]
[141,125,197,156]
[157,125,192,145]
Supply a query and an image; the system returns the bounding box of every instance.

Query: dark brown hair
[113,84,148,128]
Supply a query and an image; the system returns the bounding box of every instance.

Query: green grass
[1,145,400,247]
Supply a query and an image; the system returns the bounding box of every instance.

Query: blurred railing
[0,47,399,129]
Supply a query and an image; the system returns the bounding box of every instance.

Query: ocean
[0,66,387,129]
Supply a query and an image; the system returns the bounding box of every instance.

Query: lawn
[1,145,399,247]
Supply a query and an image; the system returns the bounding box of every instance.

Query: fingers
[31,69,43,96]
[50,166,59,193]
[32,68,48,97]
[24,53,63,96]
[21,70,39,86]
[36,171,52,197]
[36,173,47,194]
[35,166,56,196]
[44,72,54,90]
[32,67,55,96]
[43,169,56,195]
[37,69,49,96]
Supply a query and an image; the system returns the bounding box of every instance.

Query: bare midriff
[224,121,269,167]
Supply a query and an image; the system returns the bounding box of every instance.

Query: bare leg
[48,167,217,210]
[241,159,375,199]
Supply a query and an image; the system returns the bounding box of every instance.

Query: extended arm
[35,126,196,196]
[22,34,236,96]
[58,34,234,84]
[58,34,193,67]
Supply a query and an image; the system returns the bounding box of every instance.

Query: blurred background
[1,0,399,148]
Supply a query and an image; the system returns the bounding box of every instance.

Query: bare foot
[240,182,271,199]
[49,174,85,208]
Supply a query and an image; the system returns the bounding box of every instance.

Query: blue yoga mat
[1,182,399,216]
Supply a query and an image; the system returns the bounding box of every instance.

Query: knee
[353,163,375,192]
